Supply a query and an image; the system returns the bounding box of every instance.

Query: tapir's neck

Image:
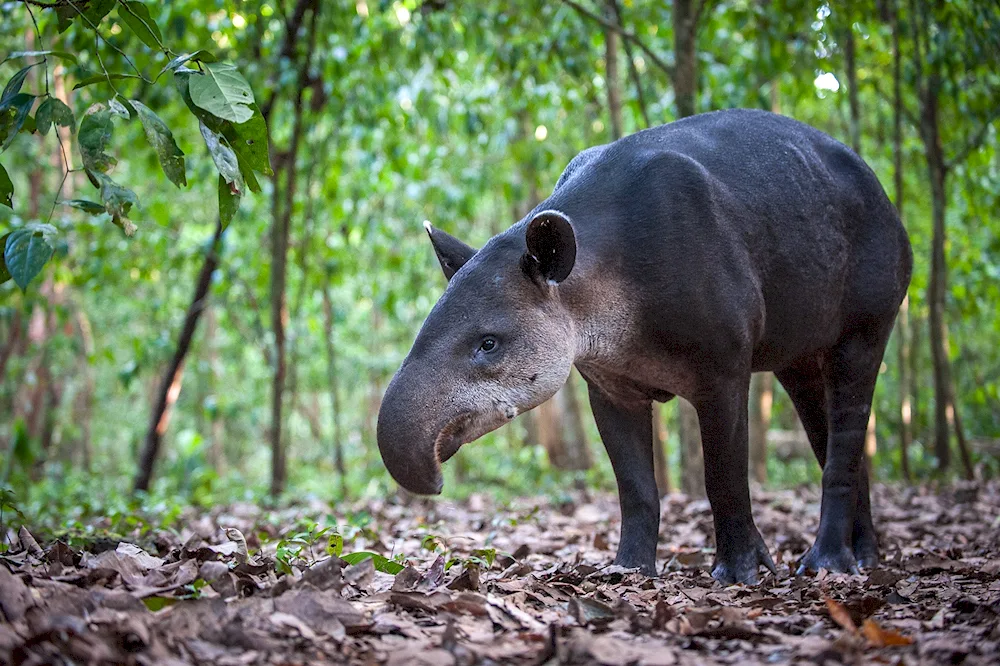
[558,249,636,366]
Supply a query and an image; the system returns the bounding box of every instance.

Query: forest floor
[2,481,999,665]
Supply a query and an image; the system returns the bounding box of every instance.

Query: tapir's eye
[479,336,498,353]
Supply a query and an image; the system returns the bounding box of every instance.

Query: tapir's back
[543,108,912,370]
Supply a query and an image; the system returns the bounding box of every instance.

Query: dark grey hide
[377,109,912,585]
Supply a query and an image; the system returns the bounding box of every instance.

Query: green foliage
[78,103,119,173]
[116,1,164,52]
[188,63,255,124]
[0,163,11,208]
[3,223,57,290]
[34,97,75,136]
[132,100,185,187]
[0,0,997,519]
[341,551,405,575]
[0,1,270,289]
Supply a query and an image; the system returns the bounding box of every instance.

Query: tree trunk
[892,0,911,480]
[652,402,672,496]
[73,309,95,472]
[843,1,861,154]
[321,283,346,495]
[925,107,951,471]
[204,305,225,473]
[672,0,697,119]
[678,399,705,496]
[604,1,623,140]
[536,398,564,467]
[269,174,290,497]
[748,373,772,484]
[134,221,224,492]
[560,372,592,470]
[536,377,591,471]
[911,0,952,472]
[672,0,702,493]
[269,3,319,498]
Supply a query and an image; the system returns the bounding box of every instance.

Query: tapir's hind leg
[695,376,777,585]
[776,356,879,570]
[795,331,887,575]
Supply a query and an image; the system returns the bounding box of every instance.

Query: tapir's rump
[378,108,911,585]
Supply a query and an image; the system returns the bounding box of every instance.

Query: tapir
[377,108,912,585]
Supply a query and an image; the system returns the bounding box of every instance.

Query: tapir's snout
[376,367,446,495]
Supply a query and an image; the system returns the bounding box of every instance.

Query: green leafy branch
[0,1,272,292]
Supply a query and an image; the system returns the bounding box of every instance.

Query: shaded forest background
[1,0,998,530]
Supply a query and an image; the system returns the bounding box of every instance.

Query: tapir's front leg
[587,385,660,575]
[695,378,777,585]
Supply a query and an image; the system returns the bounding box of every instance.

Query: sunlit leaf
[61,199,106,215]
[200,121,244,194]
[189,63,255,124]
[109,96,134,119]
[4,50,78,65]
[4,224,57,290]
[117,1,164,51]
[160,50,217,77]
[132,100,185,187]
[35,97,75,135]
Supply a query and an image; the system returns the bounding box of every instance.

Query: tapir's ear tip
[423,220,434,236]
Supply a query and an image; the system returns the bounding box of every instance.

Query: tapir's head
[377,210,579,494]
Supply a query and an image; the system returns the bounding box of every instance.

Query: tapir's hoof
[796,543,860,576]
[711,542,777,586]
[853,541,879,570]
[613,554,658,577]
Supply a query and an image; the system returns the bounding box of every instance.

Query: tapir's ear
[523,210,577,284]
[424,221,477,281]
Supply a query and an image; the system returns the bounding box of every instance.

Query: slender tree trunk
[652,402,672,496]
[910,312,924,443]
[269,179,290,496]
[671,0,702,489]
[561,372,592,470]
[609,0,651,128]
[844,1,861,154]
[672,0,697,119]
[134,221,224,492]
[321,283,346,495]
[678,399,705,496]
[748,373,772,484]
[892,0,911,480]
[949,385,974,479]
[911,0,953,472]
[604,1,623,141]
[74,309,95,472]
[269,4,320,498]
[537,396,565,468]
[925,115,951,471]
[0,310,22,379]
[204,305,225,473]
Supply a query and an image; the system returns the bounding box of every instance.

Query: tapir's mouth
[433,409,513,466]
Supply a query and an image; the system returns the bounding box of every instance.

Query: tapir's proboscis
[377,109,912,585]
